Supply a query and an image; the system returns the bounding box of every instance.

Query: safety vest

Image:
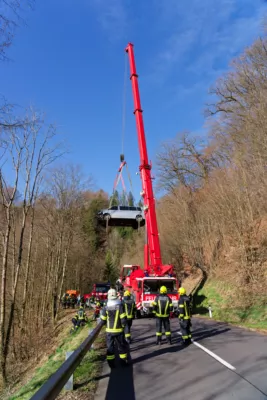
[100,300,126,334]
[178,295,191,320]
[152,295,173,317]
[124,298,136,319]
[77,309,86,320]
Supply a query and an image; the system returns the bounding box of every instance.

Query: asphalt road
[94,317,267,400]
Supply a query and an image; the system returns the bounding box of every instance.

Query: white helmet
[108,288,117,300]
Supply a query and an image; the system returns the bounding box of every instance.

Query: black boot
[156,337,162,345]
[167,336,172,345]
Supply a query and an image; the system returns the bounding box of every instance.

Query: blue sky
[0,0,266,200]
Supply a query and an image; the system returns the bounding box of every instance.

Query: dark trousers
[156,317,171,340]
[72,318,85,328]
[124,319,133,339]
[179,319,192,342]
[106,332,128,365]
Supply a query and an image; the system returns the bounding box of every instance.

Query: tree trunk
[21,208,35,331]
[0,208,11,387]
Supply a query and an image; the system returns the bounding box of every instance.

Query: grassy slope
[193,280,267,331]
[8,321,104,400]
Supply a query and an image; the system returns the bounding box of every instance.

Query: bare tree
[0,110,62,386]
[0,0,34,61]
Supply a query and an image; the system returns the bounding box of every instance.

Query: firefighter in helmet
[178,287,192,345]
[71,305,88,331]
[100,288,129,368]
[93,297,101,320]
[152,285,173,345]
[123,290,136,344]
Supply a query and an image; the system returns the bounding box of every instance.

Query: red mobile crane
[119,43,179,316]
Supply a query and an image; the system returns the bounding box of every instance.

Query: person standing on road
[152,285,173,345]
[100,288,129,368]
[123,290,136,344]
[178,287,192,345]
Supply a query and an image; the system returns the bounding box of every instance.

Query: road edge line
[177,332,236,371]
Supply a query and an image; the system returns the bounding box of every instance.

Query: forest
[1,0,267,389]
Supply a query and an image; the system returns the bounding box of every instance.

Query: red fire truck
[118,44,180,316]
[84,282,111,303]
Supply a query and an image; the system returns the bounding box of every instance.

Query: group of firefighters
[100,285,192,368]
[69,285,192,368]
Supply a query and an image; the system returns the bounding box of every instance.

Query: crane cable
[106,55,129,229]
[121,53,128,157]
[121,55,135,204]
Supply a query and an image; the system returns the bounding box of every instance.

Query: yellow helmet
[178,287,186,295]
[160,286,167,294]
[124,290,131,297]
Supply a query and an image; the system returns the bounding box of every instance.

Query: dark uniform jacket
[152,294,173,317]
[74,308,87,321]
[178,295,191,320]
[123,296,136,319]
[100,299,127,334]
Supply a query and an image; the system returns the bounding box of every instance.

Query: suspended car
[97,205,145,229]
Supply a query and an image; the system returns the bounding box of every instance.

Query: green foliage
[109,190,119,207]
[194,280,267,330]
[128,191,135,206]
[137,198,143,208]
[116,226,134,239]
[9,322,100,400]
[103,250,118,284]
[83,196,108,253]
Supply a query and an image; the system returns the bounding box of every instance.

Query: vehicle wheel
[103,213,111,221]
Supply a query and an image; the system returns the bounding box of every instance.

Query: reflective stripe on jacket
[152,294,173,317]
[124,297,136,319]
[100,299,127,333]
[178,295,191,320]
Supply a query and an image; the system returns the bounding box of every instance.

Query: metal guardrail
[30,320,104,400]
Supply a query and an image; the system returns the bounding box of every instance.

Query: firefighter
[61,293,68,309]
[152,286,173,345]
[100,288,129,368]
[93,297,101,320]
[70,294,76,309]
[71,305,88,331]
[178,287,192,345]
[123,290,136,344]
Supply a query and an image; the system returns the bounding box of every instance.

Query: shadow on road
[105,364,135,400]
[133,342,186,364]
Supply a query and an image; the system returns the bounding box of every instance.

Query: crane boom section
[125,43,162,272]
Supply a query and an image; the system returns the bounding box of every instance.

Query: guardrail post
[208,305,212,318]
[64,351,74,391]
[89,319,101,349]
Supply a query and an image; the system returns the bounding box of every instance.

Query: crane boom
[125,43,165,275]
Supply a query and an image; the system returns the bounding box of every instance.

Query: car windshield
[143,280,177,294]
[95,286,109,293]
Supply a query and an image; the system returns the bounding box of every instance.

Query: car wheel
[103,213,111,221]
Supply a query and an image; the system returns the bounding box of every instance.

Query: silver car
[97,205,145,227]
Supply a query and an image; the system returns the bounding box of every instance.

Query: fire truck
[118,44,180,316]
[84,282,111,303]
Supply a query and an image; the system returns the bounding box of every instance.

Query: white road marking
[177,331,236,371]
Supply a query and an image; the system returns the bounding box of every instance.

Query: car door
[108,205,118,218]
[117,205,129,219]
